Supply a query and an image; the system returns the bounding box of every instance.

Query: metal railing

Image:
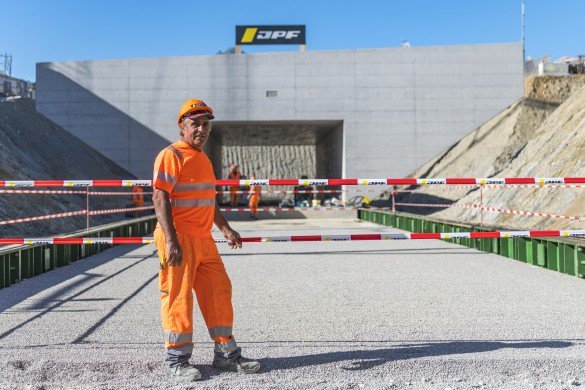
[0,215,156,289]
[359,209,585,279]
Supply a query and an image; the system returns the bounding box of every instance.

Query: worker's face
[180,115,212,150]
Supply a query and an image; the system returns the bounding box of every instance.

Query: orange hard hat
[177,99,214,124]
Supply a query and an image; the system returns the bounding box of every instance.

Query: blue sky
[3,0,583,81]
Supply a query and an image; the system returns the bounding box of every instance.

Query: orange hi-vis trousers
[229,187,239,206]
[249,195,259,214]
[154,228,239,365]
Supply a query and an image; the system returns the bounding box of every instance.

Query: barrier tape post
[86,187,90,231]
[480,184,484,227]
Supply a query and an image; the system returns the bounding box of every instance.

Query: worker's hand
[165,239,183,267]
[222,227,242,249]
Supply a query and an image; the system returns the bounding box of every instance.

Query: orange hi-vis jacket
[153,140,216,237]
[228,171,241,192]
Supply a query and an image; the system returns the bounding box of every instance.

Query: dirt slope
[0,98,141,237]
[402,76,585,230]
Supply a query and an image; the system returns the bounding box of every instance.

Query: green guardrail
[358,209,585,279]
[0,215,157,290]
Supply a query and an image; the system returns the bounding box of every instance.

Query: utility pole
[0,53,12,75]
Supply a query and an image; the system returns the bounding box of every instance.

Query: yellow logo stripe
[241,28,258,43]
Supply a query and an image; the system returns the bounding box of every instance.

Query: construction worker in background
[248,176,261,220]
[131,185,145,217]
[228,163,241,207]
[152,98,260,382]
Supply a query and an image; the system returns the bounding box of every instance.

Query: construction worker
[248,176,261,220]
[131,185,145,217]
[228,163,241,207]
[295,174,312,207]
[152,98,260,382]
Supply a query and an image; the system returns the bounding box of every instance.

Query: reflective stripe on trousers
[208,326,233,339]
[214,336,240,359]
[164,331,193,344]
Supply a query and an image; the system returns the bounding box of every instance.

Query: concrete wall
[36,43,523,180]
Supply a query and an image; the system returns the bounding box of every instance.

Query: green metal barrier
[0,215,157,290]
[358,209,585,279]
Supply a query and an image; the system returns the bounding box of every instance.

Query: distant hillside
[400,76,585,230]
[0,98,140,237]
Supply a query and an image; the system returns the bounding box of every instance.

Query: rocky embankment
[0,98,139,237]
[399,76,585,230]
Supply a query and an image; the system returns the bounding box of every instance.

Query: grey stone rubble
[1,219,584,389]
[403,76,585,231]
[0,98,138,238]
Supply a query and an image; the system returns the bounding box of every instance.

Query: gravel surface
[1,218,584,389]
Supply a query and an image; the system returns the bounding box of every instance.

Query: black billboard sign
[236,25,306,45]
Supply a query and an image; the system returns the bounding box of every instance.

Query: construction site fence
[358,209,585,280]
[0,215,157,290]
[2,209,583,289]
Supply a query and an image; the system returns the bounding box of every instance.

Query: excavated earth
[0,98,139,238]
[398,76,585,231]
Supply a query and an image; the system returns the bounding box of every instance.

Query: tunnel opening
[204,120,343,204]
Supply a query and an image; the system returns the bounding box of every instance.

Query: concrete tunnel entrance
[203,120,344,204]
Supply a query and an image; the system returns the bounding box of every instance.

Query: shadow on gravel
[0,249,157,341]
[0,245,142,314]
[258,340,573,371]
[393,190,474,216]
[72,273,157,344]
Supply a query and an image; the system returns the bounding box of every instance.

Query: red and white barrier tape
[89,191,153,196]
[0,210,87,225]
[217,189,345,195]
[2,177,585,187]
[88,206,154,216]
[0,188,390,195]
[395,184,585,193]
[0,190,87,195]
[220,206,389,212]
[0,189,153,195]
[0,206,154,225]
[4,186,579,194]
[0,180,153,187]
[1,230,584,245]
[220,189,395,194]
[394,202,583,221]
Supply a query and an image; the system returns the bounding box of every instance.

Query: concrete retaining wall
[36,43,523,181]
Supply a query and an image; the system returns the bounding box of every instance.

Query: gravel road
[1,218,584,389]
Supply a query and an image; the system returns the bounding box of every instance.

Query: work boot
[212,355,261,374]
[166,362,202,381]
